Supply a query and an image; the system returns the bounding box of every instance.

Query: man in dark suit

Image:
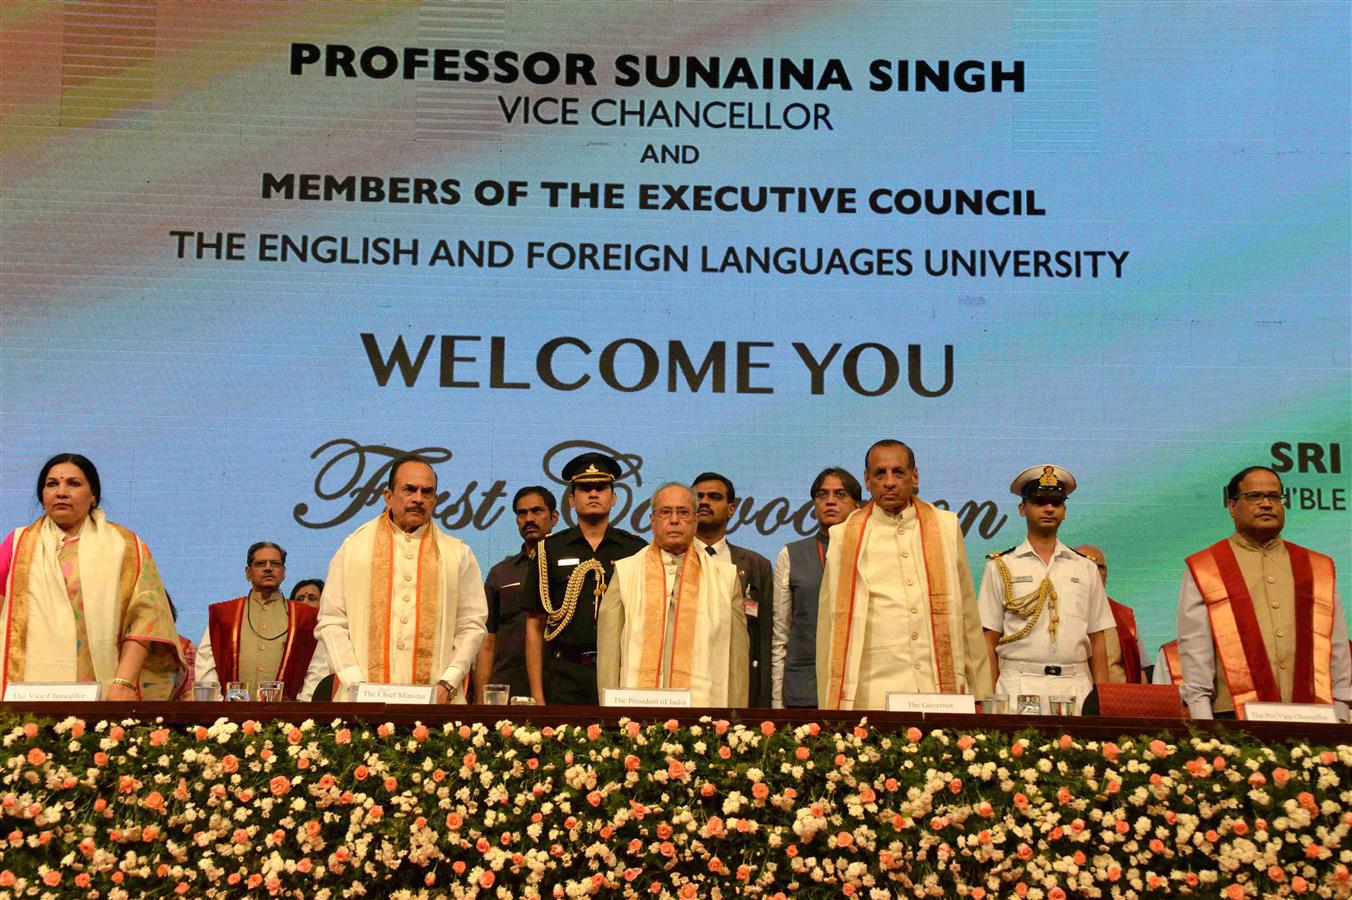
[692,472,774,707]
[522,453,646,705]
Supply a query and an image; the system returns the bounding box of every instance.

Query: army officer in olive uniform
[522,452,647,705]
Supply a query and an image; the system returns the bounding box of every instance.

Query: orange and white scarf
[818,499,967,709]
[0,511,182,698]
[327,513,468,699]
[613,544,738,705]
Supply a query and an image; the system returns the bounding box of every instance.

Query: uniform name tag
[1011,575,1034,583]
[602,688,691,708]
[1070,576,1081,584]
[4,682,101,702]
[886,692,976,714]
[1244,702,1339,724]
[353,683,438,705]
[558,558,580,566]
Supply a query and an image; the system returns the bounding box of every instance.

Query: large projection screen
[2,1,1348,652]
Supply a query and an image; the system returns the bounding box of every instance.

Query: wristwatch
[436,679,458,702]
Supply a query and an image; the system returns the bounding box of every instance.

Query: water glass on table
[256,680,284,702]
[483,683,510,705]
[224,681,251,702]
[980,694,1009,714]
[1016,694,1043,715]
[1048,694,1077,716]
[193,681,220,702]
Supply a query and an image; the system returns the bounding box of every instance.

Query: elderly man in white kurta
[817,441,993,710]
[597,483,749,706]
[310,456,487,702]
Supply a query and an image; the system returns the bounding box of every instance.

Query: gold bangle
[111,677,137,691]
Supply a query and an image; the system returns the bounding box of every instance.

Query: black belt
[551,644,598,666]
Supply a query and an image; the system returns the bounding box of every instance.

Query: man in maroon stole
[1152,641,1183,686]
[195,542,326,700]
[1073,544,1147,683]
[1176,466,1350,720]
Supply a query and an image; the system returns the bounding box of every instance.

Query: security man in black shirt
[522,452,646,705]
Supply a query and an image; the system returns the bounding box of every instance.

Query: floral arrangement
[0,711,1348,898]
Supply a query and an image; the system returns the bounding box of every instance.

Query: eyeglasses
[1236,491,1284,505]
[251,560,285,569]
[813,489,853,501]
[653,507,694,521]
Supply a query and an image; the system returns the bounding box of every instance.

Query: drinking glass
[1016,694,1043,715]
[256,680,284,703]
[224,681,250,702]
[484,683,510,705]
[193,681,220,702]
[1048,694,1077,716]
[980,694,1009,714]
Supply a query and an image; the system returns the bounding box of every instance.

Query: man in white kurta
[817,441,993,710]
[309,457,487,702]
[597,483,749,706]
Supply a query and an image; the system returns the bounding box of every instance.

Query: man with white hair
[596,482,749,706]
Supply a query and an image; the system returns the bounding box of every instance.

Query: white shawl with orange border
[0,511,183,699]
[816,499,976,709]
[612,544,741,706]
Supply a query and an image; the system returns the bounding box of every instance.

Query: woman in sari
[0,453,183,700]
